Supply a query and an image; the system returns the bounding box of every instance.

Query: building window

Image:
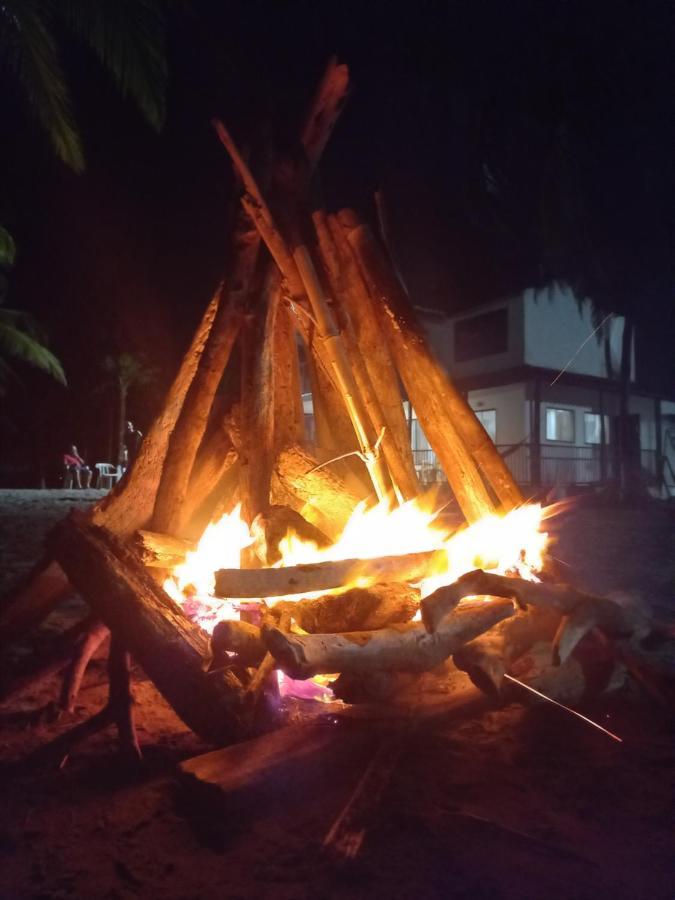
[546,408,574,442]
[454,308,508,362]
[474,408,497,443]
[584,413,609,445]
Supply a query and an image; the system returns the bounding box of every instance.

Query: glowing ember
[163,496,550,634]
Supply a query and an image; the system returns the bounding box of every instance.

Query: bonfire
[0,59,663,783]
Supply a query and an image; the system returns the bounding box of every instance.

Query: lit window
[546,408,574,442]
[584,413,609,444]
[474,408,497,443]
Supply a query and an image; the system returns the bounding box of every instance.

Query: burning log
[263,597,514,678]
[250,504,331,566]
[272,444,363,539]
[214,548,444,599]
[453,605,561,695]
[421,570,652,644]
[49,512,246,744]
[134,530,196,568]
[211,620,266,667]
[275,583,419,634]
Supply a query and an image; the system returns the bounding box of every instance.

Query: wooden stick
[264,598,513,678]
[342,215,524,515]
[59,619,109,713]
[108,635,141,760]
[300,57,350,165]
[215,548,445,599]
[239,279,276,523]
[272,298,305,451]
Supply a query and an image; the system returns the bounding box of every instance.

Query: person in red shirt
[63,445,92,489]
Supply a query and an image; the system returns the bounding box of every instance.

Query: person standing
[124,420,143,469]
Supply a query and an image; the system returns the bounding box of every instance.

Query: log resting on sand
[453,605,561,694]
[214,549,444,599]
[421,569,652,644]
[49,512,245,744]
[263,597,514,678]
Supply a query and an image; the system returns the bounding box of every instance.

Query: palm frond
[0,225,17,267]
[59,0,167,131]
[0,311,67,385]
[0,0,85,171]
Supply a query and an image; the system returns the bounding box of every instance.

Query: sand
[0,490,673,899]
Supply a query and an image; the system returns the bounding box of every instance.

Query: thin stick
[503,673,623,742]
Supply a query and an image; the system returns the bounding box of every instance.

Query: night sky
[1,0,673,478]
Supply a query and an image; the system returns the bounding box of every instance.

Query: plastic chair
[95,463,121,490]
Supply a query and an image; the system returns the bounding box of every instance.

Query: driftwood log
[272,444,364,539]
[134,530,196,569]
[275,583,419,634]
[264,597,513,678]
[214,549,444,599]
[421,569,653,648]
[453,605,561,694]
[49,512,246,744]
[211,619,266,667]
[250,504,331,566]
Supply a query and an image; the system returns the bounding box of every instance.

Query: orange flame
[164,497,550,634]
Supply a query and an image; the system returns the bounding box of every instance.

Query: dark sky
[1,0,673,470]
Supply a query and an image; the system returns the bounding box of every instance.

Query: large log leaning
[344,217,523,516]
[264,597,514,678]
[421,570,652,646]
[49,512,246,745]
[214,549,444,599]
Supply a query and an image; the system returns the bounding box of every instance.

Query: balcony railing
[413,444,620,487]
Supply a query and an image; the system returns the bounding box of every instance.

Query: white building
[415,283,675,495]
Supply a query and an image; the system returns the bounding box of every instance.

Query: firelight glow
[163,497,549,635]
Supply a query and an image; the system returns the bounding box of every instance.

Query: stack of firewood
[0,59,670,766]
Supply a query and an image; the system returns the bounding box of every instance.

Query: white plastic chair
[95,463,122,490]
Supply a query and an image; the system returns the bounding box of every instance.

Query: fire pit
[0,59,665,770]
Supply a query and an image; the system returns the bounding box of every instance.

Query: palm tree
[0,224,66,395]
[102,352,156,466]
[0,0,168,172]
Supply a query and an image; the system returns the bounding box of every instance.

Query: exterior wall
[420,296,524,379]
[468,383,526,446]
[522,283,633,380]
